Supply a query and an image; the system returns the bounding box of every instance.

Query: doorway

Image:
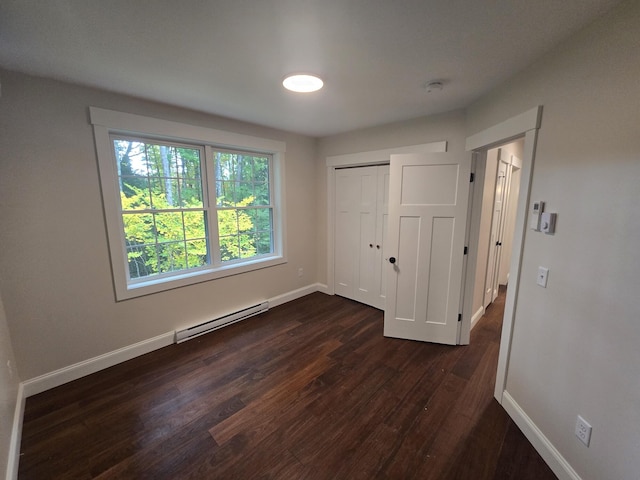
[461,106,542,402]
[479,142,524,318]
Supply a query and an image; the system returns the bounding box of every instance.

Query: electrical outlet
[298,267,303,278]
[575,415,592,446]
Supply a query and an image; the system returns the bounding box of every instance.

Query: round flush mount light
[282,74,324,93]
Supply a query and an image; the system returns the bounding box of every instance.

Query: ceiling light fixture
[282,74,324,93]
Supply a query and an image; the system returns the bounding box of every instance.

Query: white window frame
[90,107,287,301]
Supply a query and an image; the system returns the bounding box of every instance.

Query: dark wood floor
[19,288,557,479]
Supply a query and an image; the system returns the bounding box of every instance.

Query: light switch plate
[537,267,549,287]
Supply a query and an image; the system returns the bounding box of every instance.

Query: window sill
[117,255,286,301]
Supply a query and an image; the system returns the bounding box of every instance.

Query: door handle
[496,241,502,246]
[389,257,396,264]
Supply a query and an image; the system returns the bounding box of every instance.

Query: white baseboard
[6,383,25,480]
[21,332,175,398]
[21,283,326,398]
[502,391,582,480]
[267,283,325,308]
[470,306,485,331]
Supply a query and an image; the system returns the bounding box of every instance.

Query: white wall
[0,290,19,479]
[0,70,318,381]
[467,2,640,479]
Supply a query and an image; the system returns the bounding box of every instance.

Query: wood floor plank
[413,344,506,480]
[209,338,341,446]
[381,372,469,479]
[19,290,557,480]
[491,420,558,480]
[288,379,399,471]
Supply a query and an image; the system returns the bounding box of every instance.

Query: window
[213,149,274,262]
[91,108,286,300]
[115,138,208,280]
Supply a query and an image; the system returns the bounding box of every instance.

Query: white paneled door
[485,154,508,308]
[334,165,389,309]
[384,153,471,345]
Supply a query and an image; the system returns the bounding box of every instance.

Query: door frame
[462,106,543,402]
[325,141,447,297]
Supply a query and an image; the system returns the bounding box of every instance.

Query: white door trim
[325,141,447,297]
[463,106,542,402]
[326,141,448,168]
[466,107,541,151]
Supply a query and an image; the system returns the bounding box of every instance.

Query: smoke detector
[425,81,444,93]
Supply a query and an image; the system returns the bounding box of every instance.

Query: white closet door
[372,166,390,309]
[334,165,387,309]
[485,152,508,308]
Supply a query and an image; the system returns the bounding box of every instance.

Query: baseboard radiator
[175,301,269,343]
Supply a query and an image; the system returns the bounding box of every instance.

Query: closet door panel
[334,165,387,309]
[353,170,378,305]
[334,167,377,300]
[372,166,390,309]
[334,171,359,298]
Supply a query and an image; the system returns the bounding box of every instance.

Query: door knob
[389,257,396,264]
[369,243,373,248]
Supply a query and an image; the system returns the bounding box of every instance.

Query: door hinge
[470,172,475,182]
[458,313,462,322]
[464,246,468,255]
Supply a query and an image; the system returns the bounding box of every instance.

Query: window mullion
[204,145,222,266]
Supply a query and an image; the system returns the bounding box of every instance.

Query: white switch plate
[537,267,549,287]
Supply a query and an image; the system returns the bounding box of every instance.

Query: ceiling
[0,0,621,137]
